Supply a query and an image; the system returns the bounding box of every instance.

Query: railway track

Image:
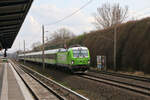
[90,70,150,82]
[10,60,89,100]
[78,73,150,97]
[10,60,65,100]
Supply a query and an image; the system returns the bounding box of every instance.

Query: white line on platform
[9,63,34,100]
[0,63,8,100]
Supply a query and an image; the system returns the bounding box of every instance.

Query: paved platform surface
[0,62,34,100]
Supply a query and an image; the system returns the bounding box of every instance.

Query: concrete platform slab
[0,63,34,100]
[0,64,4,96]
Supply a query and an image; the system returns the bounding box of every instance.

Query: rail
[10,60,89,100]
[78,73,150,97]
[10,60,65,100]
[90,70,150,82]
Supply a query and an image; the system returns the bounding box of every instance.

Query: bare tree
[32,41,42,51]
[31,28,75,50]
[93,3,128,29]
[51,28,75,43]
[46,28,75,48]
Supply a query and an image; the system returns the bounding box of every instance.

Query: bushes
[67,17,150,73]
[67,33,86,46]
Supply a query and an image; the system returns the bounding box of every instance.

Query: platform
[0,62,34,100]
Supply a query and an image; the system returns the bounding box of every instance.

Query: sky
[7,0,150,53]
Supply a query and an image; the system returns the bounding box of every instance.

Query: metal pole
[105,56,107,71]
[114,25,117,71]
[42,25,45,72]
[19,41,20,51]
[4,49,7,57]
[24,40,25,64]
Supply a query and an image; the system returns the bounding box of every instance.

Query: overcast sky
[7,0,150,53]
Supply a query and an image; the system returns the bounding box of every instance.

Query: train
[18,46,90,72]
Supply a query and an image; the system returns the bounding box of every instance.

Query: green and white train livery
[19,46,90,72]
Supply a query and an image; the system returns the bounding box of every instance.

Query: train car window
[59,48,67,52]
[46,54,57,59]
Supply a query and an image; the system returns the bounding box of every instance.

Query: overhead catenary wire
[45,0,93,26]
[23,1,150,52]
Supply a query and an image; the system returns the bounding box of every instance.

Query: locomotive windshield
[73,49,88,58]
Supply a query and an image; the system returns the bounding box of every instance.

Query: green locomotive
[19,46,90,72]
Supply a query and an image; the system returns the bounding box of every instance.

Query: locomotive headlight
[71,61,74,64]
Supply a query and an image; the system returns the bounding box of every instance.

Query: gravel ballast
[20,62,150,100]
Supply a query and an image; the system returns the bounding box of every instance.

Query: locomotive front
[68,47,90,72]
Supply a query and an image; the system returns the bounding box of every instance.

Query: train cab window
[73,49,88,58]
